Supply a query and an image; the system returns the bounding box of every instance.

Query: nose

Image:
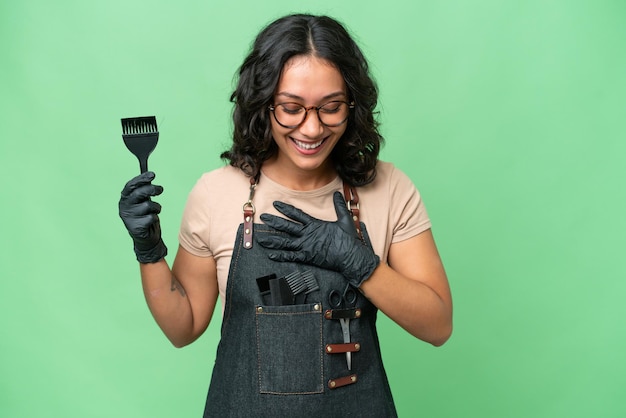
[299,108,324,137]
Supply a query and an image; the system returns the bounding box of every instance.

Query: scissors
[328,284,358,370]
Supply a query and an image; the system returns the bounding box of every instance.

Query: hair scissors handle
[328,283,358,309]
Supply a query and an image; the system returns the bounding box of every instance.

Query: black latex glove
[257,191,380,288]
[118,171,168,263]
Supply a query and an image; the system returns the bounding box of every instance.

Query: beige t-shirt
[179,161,431,304]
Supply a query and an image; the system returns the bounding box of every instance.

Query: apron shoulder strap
[342,182,364,241]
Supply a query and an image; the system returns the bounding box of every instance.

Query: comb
[121,116,159,173]
[302,270,319,294]
[284,271,307,296]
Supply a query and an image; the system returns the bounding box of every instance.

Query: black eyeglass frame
[268,100,355,129]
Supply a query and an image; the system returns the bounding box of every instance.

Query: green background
[1,0,624,417]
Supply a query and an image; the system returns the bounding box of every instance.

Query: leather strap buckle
[343,182,363,241]
[324,308,362,320]
[325,343,361,354]
[242,177,258,250]
[328,374,358,389]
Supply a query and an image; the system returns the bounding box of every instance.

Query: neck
[261,157,337,191]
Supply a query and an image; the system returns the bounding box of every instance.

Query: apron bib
[203,185,397,417]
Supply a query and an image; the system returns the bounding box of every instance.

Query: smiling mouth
[292,137,325,150]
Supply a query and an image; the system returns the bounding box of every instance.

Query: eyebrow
[275,91,347,102]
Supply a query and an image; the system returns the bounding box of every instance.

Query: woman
[119,13,452,417]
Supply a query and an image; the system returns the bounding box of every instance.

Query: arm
[118,172,218,348]
[140,246,219,348]
[359,229,452,346]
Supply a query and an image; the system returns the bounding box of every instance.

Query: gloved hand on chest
[257,191,380,288]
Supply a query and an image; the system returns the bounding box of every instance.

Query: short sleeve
[178,175,213,257]
[388,166,431,243]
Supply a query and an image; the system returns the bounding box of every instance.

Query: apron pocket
[255,303,324,394]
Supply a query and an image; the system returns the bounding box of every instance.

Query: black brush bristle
[121,116,158,136]
[121,116,159,174]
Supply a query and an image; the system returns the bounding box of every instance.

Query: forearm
[139,260,195,347]
[359,263,452,346]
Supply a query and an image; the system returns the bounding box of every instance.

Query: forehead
[275,55,346,101]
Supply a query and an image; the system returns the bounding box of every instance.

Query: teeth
[293,138,323,150]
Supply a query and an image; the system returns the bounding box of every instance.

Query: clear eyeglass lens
[274,101,349,127]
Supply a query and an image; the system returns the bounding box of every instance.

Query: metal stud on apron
[203,176,398,417]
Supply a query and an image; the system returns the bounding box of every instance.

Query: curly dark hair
[220,14,383,187]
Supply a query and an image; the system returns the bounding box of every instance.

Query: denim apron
[203,184,398,417]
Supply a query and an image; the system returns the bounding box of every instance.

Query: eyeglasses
[268,100,355,129]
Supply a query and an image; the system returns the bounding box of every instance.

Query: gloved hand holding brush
[257,191,380,288]
[119,171,168,263]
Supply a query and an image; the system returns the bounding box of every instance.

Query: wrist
[134,239,168,263]
[347,253,380,288]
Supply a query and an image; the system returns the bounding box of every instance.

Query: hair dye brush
[121,116,159,173]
